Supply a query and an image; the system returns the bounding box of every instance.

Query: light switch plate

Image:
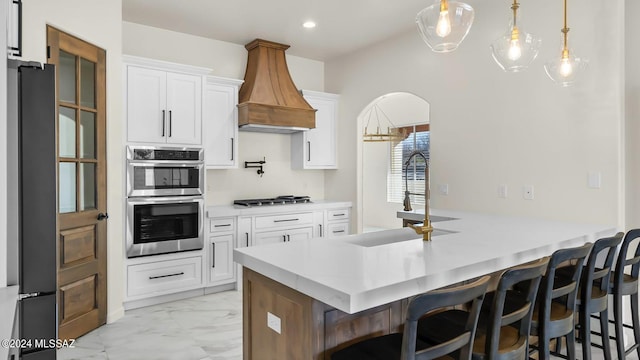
[498,184,508,199]
[267,312,281,334]
[438,184,449,195]
[523,185,534,200]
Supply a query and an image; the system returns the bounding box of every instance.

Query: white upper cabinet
[291,90,339,169]
[124,56,210,145]
[203,76,243,168]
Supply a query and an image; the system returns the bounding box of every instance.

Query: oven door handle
[126,196,204,205]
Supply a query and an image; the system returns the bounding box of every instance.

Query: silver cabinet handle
[161,110,166,137]
[282,235,287,242]
[211,243,216,268]
[307,141,311,161]
[231,138,234,161]
[168,110,173,137]
[333,213,345,217]
[333,230,345,234]
[149,272,184,280]
[287,234,291,242]
[245,232,249,247]
[274,218,299,223]
[214,224,231,228]
[319,224,323,237]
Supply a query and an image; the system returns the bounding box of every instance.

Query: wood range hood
[237,39,316,133]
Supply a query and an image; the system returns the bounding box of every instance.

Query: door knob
[97,213,109,221]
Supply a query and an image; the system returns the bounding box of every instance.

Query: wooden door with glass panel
[47,26,107,339]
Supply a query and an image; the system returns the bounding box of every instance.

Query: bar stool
[416,257,548,360]
[555,233,623,360]
[330,275,490,360]
[530,242,592,359]
[609,229,640,359]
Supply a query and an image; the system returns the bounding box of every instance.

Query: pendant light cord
[511,0,519,27]
[562,0,569,50]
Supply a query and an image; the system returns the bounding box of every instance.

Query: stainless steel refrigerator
[7,60,57,360]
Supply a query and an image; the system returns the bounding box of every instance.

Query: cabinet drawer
[327,209,350,222]
[210,217,235,233]
[127,257,202,298]
[255,212,314,230]
[327,222,350,237]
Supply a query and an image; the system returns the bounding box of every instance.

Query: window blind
[387,125,430,206]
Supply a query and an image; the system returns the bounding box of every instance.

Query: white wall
[122,22,327,205]
[0,0,7,288]
[21,0,125,322]
[326,0,625,231]
[362,93,430,230]
[625,0,640,229]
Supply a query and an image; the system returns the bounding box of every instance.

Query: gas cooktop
[234,195,311,207]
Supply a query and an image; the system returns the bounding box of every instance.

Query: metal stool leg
[614,292,625,359]
[566,332,577,360]
[631,293,640,359]
[581,309,592,360]
[599,309,612,360]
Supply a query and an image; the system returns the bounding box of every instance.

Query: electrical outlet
[523,185,534,200]
[588,172,602,189]
[267,312,281,334]
[498,184,508,199]
[438,184,449,195]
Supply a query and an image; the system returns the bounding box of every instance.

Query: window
[387,124,430,205]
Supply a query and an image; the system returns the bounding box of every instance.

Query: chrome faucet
[403,150,433,241]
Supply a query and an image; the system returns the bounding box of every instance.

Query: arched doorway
[357,92,430,233]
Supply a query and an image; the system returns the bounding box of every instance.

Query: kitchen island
[233,209,616,359]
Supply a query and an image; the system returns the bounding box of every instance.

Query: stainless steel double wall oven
[126,146,204,258]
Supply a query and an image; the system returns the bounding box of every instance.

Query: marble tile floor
[59,289,639,360]
[58,290,242,360]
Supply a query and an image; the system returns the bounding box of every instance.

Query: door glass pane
[59,162,76,213]
[79,163,96,211]
[59,107,76,158]
[59,51,76,104]
[80,111,95,159]
[80,58,95,108]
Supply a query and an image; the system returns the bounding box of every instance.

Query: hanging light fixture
[490,0,541,72]
[544,0,587,86]
[362,103,406,143]
[416,0,475,53]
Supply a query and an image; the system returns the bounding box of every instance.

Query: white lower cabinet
[254,226,314,246]
[208,234,235,285]
[207,217,236,287]
[127,256,202,299]
[326,222,350,237]
[325,207,351,238]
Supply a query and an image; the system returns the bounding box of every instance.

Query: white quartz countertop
[207,200,352,218]
[0,286,19,360]
[234,209,617,314]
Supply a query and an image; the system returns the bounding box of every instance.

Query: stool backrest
[485,257,548,359]
[402,275,490,360]
[615,229,640,283]
[582,233,624,299]
[538,243,593,327]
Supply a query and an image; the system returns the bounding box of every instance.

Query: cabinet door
[204,83,238,168]
[238,217,252,247]
[305,95,337,168]
[254,229,288,246]
[166,72,202,145]
[209,234,235,285]
[127,66,167,144]
[287,227,314,242]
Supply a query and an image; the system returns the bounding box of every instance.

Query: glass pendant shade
[490,22,541,72]
[416,0,475,53]
[544,47,587,87]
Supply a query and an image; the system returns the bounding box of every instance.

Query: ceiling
[122,0,481,61]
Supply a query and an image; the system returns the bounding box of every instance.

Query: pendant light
[416,0,475,53]
[490,0,541,72]
[544,0,587,86]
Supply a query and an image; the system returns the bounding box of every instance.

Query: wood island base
[242,267,407,360]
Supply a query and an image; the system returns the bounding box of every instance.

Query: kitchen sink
[345,227,458,248]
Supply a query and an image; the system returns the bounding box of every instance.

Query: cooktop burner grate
[233,195,311,207]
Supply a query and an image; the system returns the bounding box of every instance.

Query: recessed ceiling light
[302,21,316,29]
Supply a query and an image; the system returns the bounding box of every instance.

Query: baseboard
[203,282,236,295]
[106,306,125,324]
[123,288,206,310]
